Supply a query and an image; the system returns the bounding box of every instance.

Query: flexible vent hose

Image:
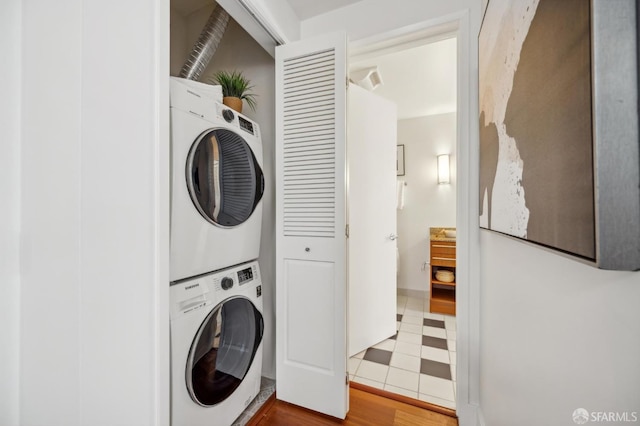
[179,6,229,80]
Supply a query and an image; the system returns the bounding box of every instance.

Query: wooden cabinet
[429,240,456,315]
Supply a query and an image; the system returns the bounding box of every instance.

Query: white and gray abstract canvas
[479,0,595,260]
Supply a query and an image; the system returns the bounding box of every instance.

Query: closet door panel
[275,32,349,419]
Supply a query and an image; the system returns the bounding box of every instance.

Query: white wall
[19,0,169,425]
[171,5,277,379]
[480,232,640,425]
[397,114,456,293]
[170,8,189,76]
[0,0,21,424]
[20,2,83,423]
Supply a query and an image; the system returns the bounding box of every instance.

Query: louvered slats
[282,48,336,237]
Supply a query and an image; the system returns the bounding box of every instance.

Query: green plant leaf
[208,69,258,111]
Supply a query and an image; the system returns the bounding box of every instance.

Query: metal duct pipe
[179,5,230,81]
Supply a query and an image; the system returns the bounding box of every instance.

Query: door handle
[388,234,398,241]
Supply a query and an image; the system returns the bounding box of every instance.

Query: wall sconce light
[437,154,450,184]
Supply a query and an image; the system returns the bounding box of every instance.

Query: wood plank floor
[251,388,458,426]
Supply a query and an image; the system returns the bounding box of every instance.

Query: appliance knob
[222,109,235,122]
[221,277,234,290]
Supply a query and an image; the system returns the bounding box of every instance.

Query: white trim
[349,11,462,61]
[236,0,287,44]
[0,0,22,423]
[154,0,171,424]
[217,0,280,57]
[477,406,487,426]
[454,9,482,426]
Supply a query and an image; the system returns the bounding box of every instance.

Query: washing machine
[170,260,264,426]
[170,77,264,282]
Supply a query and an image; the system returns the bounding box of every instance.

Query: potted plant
[209,70,257,113]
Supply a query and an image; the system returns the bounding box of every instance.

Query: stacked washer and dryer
[169,77,265,426]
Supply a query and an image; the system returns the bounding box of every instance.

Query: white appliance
[170,260,264,426]
[170,77,264,282]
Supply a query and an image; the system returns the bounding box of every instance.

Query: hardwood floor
[250,387,458,426]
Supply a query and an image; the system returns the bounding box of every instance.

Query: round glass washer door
[187,128,264,228]
[186,297,264,407]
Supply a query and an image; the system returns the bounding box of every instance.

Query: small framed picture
[397,145,405,176]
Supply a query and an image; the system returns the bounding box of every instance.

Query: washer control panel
[209,261,261,293]
[171,261,262,318]
[218,265,255,291]
[220,276,234,290]
[169,279,213,319]
[237,266,254,285]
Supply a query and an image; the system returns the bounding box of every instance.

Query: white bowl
[444,230,456,238]
[435,270,455,283]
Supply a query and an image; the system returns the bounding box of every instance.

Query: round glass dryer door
[186,297,264,406]
[187,128,264,227]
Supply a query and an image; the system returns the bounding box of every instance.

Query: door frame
[349,11,480,424]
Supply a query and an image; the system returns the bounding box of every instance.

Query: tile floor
[349,294,457,410]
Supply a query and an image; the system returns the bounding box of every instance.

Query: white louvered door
[275,32,348,419]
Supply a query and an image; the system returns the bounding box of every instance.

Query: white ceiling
[350,37,457,120]
[286,0,363,20]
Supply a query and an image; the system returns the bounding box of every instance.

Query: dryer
[170,260,264,426]
[170,77,264,282]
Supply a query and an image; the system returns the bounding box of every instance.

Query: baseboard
[349,382,457,419]
[397,288,428,299]
[477,406,486,426]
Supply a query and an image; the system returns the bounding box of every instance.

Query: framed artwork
[397,145,405,176]
[479,0,640,270]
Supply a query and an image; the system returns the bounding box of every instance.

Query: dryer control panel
[238,116,254,135]
[214,103,260,138]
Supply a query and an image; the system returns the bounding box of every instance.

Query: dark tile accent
[397,314,403,322]
[388,332,398,340]
[423,318,445,328]
[363,348,392,366]
[420,358,452,380]
[422,335,448,350]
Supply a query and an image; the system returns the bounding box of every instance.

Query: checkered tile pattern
[349,294,457,410]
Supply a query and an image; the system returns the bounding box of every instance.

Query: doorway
[347,33,458,411]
